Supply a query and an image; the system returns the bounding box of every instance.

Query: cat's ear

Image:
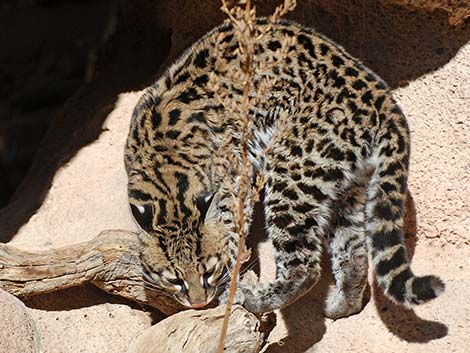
[130,203,154,231]
[196,191,220,223]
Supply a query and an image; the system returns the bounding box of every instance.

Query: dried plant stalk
[215,1,296,352]
[215,2,255,352]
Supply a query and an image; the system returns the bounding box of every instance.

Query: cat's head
[130,190,231,308]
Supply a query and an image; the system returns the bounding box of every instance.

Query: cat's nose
[190,301,207,309]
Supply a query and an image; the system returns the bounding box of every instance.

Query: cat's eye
[202,267,216,289]
[166,278,187,293]
[195,191,216,221]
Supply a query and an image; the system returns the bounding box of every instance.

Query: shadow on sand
[256,192,447,352]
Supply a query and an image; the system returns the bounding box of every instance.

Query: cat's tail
[365,104,444,307]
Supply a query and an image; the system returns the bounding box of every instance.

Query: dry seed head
[270,0,297,23]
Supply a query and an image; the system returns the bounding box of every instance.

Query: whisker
[112,259,166,291]
[217,272,232,285]
[137,284,175,299]
[114,257,140,264]
[122,278,160,291]
[142,271,158,285]
[240,259,258,274]
[215,257,260,292]
[141,279,161,289]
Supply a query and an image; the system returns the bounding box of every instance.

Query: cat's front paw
[238,283,262,312]
[218,285,246,306]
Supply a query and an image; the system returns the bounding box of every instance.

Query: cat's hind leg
[324,183,369,319]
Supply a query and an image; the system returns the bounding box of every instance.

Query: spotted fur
[125,19,444,316]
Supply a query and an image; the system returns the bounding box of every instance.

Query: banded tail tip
[411,275,445,304]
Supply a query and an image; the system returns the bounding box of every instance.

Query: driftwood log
[0,230,185,315]
[0,230,275,352]
[127,305,276,353]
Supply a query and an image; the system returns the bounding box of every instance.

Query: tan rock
[0,289,41,353]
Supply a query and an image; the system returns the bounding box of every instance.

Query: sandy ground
[1,1,469,352]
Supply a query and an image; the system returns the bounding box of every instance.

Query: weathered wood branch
[0,230,184,315]
[0,230,275,352]
[127,306,276,353]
